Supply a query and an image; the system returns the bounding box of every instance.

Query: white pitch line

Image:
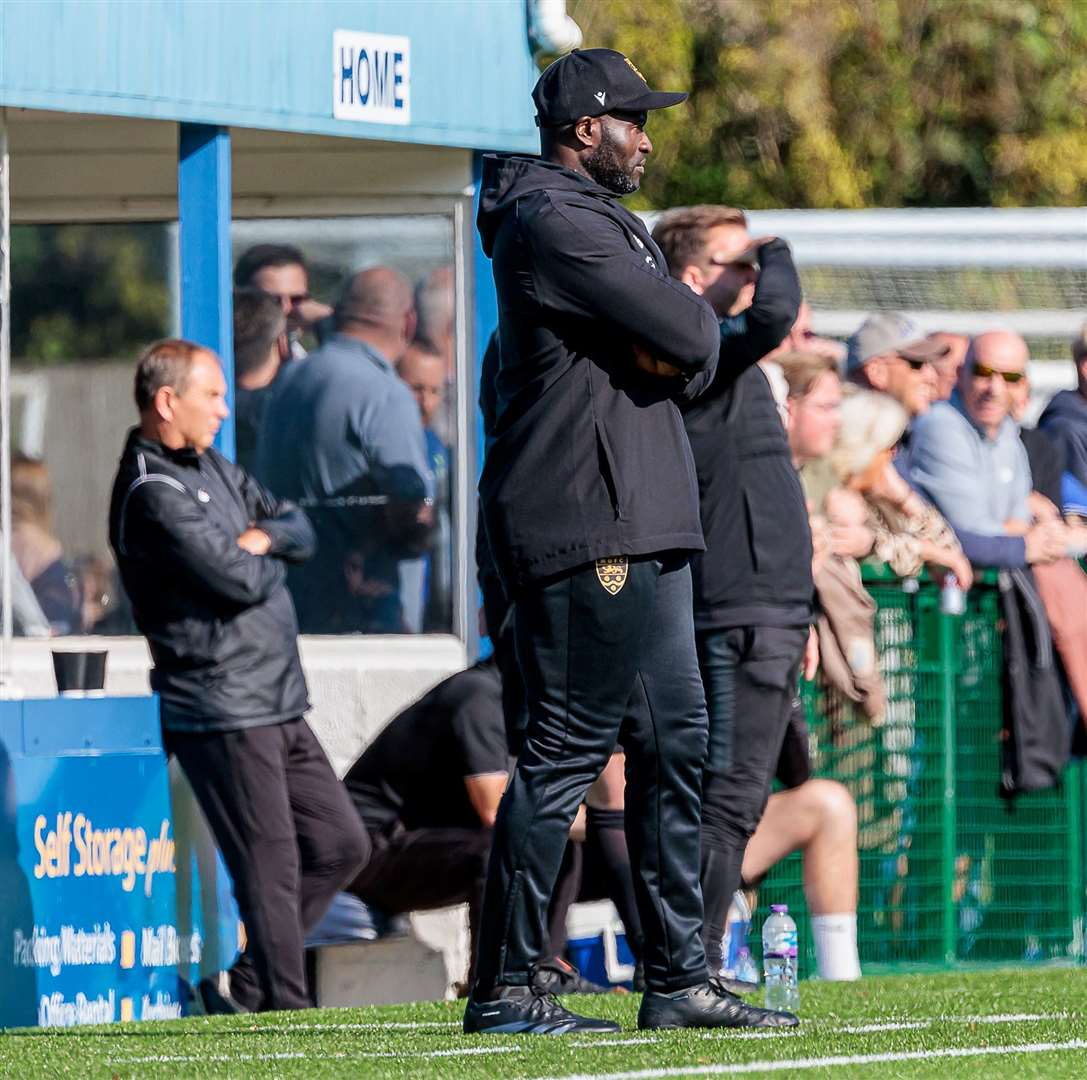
[530,1039,1087,1080]
[108,1011,1081,1068]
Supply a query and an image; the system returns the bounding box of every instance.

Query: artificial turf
[2,968,1086,1079]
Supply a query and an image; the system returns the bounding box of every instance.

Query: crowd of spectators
[9,207,1087,1004]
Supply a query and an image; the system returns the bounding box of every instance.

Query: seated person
[336,654,610,995]
[341,658,508,988]
[831,391,973,589]
[10,455,80,634]
[845,313,949,431]
[908,331,1067,569]
[1039,322,1087,489]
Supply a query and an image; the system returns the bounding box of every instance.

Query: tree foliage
[567,0,1087,209]
[10,224,171,362]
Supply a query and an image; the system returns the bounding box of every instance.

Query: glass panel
[232,215,458,635]
[8,222,174,636]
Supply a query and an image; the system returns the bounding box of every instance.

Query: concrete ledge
[309,936,449,1007]
[3,634,467,775]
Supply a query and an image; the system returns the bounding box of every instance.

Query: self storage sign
[333,31,410,125]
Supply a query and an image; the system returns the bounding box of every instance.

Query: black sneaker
[638,977,798,1030]
[198,973,249,1015]
[463,985,621,1035]
[533,957,616,995]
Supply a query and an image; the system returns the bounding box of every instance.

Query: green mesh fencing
[757,569,1085,979]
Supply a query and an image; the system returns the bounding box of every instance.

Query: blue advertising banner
[0,696,238,1029]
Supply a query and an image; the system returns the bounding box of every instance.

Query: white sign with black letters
[333,30,410,125]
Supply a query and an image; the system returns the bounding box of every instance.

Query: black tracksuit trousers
[167,718,371,1012]
[697,625,808,966]
[473,553,709,996]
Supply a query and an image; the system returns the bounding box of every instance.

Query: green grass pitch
[3,969,1086,1078]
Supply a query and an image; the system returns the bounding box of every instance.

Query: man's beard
[584,127,640,195]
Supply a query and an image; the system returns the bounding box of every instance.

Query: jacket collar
[125,427,203,469]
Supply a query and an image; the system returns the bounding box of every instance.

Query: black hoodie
[476,154,720,591]
[1039,388,1087,489]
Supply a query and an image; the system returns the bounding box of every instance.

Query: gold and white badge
[595,556,628,595]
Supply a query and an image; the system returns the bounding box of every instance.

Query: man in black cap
[467,48,798,1035]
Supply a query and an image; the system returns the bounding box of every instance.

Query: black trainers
[463,985,621,1035]
[198,973,249,1015]
[533,956,616,995]
[638,977,798,1030]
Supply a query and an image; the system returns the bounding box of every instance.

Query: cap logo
[622,56,645,80]
[594,90,606,106]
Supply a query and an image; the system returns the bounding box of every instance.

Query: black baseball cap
[532,48,688,128]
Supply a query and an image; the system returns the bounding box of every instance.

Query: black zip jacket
[683,239,814,630]
[476,154,720,591]
[109,429,316,732]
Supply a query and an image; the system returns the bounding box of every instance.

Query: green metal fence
[758,568,1086,978]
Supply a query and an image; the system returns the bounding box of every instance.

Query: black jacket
[682,240,814,630]
[476,155,720,591]
[109,429,316,732]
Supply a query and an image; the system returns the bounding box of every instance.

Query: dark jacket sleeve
[954,527,1027,569]
[526,196,719,374]
[237,469,317,564]
[685,238,801,402]
[125,484,287,606]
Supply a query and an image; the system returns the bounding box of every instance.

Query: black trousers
[167,718,370,1011]
[697,625,808,963]
[348,824,492,984]
[474,553,709,995]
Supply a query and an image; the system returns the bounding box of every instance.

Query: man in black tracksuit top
[466,49,797,1035]
[109,339,369,1013]
[652,207,813,971]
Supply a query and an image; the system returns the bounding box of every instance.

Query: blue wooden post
[178,123,235,460]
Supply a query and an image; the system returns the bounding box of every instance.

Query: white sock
[811,913,861,981]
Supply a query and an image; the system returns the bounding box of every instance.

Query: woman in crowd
[10,455,81,634]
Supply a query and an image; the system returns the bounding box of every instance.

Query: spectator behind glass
[256,268,435,634]
[414,266,457,447]
[10,455,80,634]
[846,312,948,424]
[831,391,972,589]
[926,331,970,402]
[233,244,333,357]
[1039,321,1087,489]
[397,341,452,632]
[908,331,1066,568]
[232,289,290,473]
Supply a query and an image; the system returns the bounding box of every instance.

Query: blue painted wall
[0,0,537,152]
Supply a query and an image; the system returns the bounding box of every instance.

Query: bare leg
[741,779,860,980]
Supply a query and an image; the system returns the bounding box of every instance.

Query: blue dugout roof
[0,0,539,153]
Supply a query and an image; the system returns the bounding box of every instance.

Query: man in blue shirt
[256,268,435,633]
[398,340,453,632]
[908,330,1066,567]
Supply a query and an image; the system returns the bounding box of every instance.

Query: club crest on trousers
[595,556,628,595]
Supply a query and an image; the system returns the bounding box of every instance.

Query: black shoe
[714,974,759,996]
[463,985,621,1035]
[533,956,616,995]
[198,974,249,1015]
[637,978,798,1030]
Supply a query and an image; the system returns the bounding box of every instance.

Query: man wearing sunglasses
[846,312,949,425]
[908,330,1067,568]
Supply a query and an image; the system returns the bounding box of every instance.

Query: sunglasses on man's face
[972,362,1024,384]
[895,354,932,371]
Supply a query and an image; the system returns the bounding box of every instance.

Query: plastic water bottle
[719,891,752,979]
[762,904,799,1012]
[940,572,965,616]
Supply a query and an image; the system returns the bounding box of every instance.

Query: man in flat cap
[467,48,798,1035]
